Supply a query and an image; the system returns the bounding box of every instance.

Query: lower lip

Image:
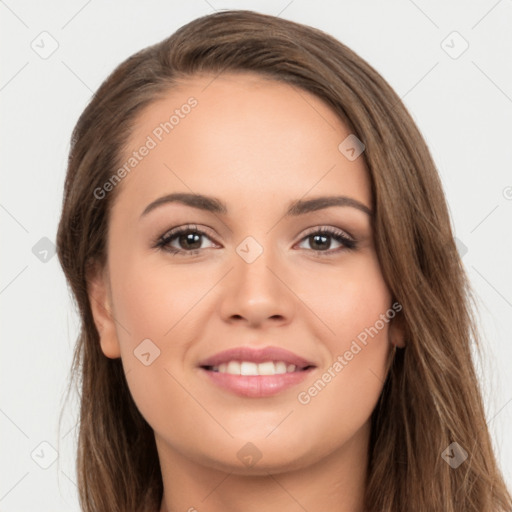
[200,368,314,398]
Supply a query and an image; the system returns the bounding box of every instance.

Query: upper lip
[198,346,316,370]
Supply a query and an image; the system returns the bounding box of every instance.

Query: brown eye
[155,225,217,255]
[296,227,356,254]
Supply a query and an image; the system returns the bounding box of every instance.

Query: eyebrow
[140,192,372,218]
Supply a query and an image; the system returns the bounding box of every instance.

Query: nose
[218,243,295,328]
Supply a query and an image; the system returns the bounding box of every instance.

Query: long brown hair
[56,9,512,511]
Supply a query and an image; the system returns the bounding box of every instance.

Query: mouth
[198,346,317,398]
[202,360,315,375]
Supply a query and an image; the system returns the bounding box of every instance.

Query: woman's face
[89,72,403,474]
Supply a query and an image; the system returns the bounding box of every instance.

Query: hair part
[56,9,511,511]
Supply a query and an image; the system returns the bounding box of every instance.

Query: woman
[56,9,512,512]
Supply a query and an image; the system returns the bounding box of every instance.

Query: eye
[295,226,356,255]
[154,224,357,257]
[154,224,217,256]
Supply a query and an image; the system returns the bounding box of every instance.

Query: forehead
[114,72,370,215]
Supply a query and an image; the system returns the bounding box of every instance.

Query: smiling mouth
[202,360,315,376]
[198,346,317,397]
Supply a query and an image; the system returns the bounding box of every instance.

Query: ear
[389,306,406,349]
[86,262,121,359]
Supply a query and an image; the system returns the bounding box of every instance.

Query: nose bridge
[234,233,281,295]
[219,232,293,325]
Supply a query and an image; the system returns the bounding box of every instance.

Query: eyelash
[153,224,357,257]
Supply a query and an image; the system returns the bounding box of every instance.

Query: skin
[88,72,405,512]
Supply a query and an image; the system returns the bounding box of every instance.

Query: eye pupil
[180,232,201,249]
[310,234,330,251]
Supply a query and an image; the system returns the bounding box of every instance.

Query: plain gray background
[1,1,511,509]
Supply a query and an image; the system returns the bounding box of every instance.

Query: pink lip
[198,346,316,369]
[197,346,317,398]
[201,368,315,398]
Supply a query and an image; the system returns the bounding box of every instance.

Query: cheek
[107,256,210,436]
[300,252,392,355]
[294,254,392,421]
[109,255,210,347]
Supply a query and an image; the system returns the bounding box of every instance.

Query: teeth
[274,361,287,374]
[226,361,241,375]
[240,362,258,376]
[257,361,276,375]
[211,361,299,376]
